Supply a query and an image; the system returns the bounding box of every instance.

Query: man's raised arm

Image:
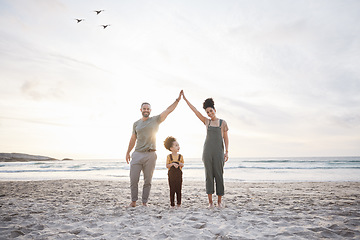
[159,90,182,123]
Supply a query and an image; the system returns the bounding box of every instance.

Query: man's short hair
[141,102,151,108]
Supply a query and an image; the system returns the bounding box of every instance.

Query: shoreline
[1,178,360,183]
[1,179,359,239]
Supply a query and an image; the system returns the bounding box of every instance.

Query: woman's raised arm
[182,92,206,124]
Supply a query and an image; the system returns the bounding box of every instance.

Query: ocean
[0,156,359,182]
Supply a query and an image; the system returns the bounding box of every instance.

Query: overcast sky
[0,0,359,159]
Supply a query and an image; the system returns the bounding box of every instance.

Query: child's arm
[166,155,178,168]
[166,162,177,168]
[179,155,184,167]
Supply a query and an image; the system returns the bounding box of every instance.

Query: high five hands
[176,90,193,104]
[180,90,188,101]
[177,90,184,102]
[177,90,189,101]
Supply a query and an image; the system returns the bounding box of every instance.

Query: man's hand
[178,90,183,101]
[126,153,131,164]
[181,90,185,100]
[126,134,136,164]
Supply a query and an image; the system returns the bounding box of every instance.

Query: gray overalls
[202,119,225,196]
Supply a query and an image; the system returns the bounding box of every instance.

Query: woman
[182,92,229,208]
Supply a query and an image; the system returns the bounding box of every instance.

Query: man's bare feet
[142,202,147,207]
[127,201,136,208]
[176,204,181,208]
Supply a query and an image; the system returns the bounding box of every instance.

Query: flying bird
[94,10,104,15]
[75,18,84,23]
[101,25,111,29]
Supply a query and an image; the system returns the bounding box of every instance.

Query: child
[164,136,184,208]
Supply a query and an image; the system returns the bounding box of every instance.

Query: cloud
[1,0,360,157]
[0,31,106,72]
[0,115,69,127]
[4,0,66,21]
[20,79,65,101]
[331,114,360,129]
[219,96,295,127]
[21,80,45,100]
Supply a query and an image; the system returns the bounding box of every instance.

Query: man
[126,90,182,207]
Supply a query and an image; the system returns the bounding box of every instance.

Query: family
[125,90,229,208]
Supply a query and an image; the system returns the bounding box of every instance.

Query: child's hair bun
[203,98,215,110]
[164,136,176,151]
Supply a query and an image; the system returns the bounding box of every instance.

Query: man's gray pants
[130,151,157,203]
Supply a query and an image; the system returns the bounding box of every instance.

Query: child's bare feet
[208,202,214,209]
[176,204,181,208]
[142,202,147,207]
[127,201,136,208]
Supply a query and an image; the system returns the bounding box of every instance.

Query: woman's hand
[181,91,187,101]
[224,152,229,162]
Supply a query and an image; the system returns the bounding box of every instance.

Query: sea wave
[1,166,359,174]
[1,157,359,181]
[241,160,360,163]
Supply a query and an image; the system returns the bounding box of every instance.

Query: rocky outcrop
[0,153,60,162]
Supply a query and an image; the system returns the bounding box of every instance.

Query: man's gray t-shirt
[133,115,161,152]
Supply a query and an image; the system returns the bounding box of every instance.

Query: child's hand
[173,163,179,168]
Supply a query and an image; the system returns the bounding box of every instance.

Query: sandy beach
[0,180,359,239]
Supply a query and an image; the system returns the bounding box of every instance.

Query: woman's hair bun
[203,98,215,110]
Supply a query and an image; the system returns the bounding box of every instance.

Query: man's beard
[142,112,150,118]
